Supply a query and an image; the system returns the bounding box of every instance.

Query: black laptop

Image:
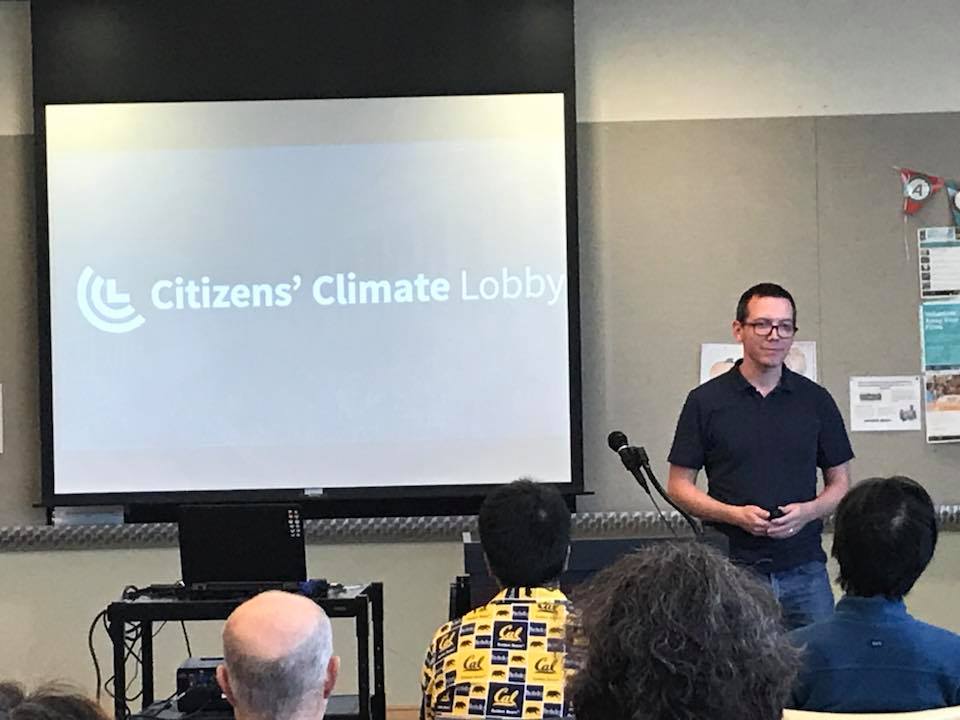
[177,503,307,593]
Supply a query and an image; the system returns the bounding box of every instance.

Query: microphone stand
[630,447,703,536]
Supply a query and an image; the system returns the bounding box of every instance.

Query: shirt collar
[491,586,568,603]
[835,594,910,621]
[730,358,794,394]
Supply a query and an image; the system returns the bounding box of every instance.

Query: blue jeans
[763,560,835,631]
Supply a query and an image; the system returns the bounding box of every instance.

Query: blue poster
[921,302,960,369]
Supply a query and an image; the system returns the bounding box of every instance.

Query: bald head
[224,591,327,660]
[217,591,338,720]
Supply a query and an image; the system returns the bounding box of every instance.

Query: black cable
[123,625,144,702]
[175,692,220,720]
[100,586,199,719]
[103,613,144,710]
[127,690,181,720]
[648,492,679,538]
[88,609,109,702]
[180,622,193,657]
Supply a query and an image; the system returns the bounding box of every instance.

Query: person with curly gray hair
[567,542,801,720]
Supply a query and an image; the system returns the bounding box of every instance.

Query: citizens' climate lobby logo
[77,266,145,333]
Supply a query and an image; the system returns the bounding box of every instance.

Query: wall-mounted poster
[849,376,922,432]
[699,341,817,385]
[920,301,960,443]
[918,227,960,300]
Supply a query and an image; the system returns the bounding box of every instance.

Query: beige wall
[575,0,960,122]
[577,114,960,512]
[0,2,31,136]
[0,133,41,526]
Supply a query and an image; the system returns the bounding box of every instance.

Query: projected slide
[45,94,572,495]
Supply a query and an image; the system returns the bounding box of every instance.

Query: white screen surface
[45,94,572,495]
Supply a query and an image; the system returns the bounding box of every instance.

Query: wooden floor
[387,707,419,720]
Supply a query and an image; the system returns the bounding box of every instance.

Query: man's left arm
[767,462,850,538]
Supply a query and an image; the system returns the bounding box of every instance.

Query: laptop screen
[178,503,306,586]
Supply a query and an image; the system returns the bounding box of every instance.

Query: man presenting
[668,283,853,629]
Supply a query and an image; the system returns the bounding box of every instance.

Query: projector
[176,657,231,713]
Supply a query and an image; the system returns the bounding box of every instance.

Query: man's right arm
[667,465,771,536]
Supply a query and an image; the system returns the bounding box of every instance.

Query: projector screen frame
[32,0,583,514]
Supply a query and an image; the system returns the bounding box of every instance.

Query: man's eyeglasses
[742,320,797,338]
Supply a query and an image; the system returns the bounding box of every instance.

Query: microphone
[607,431,648,490]
[606,429,702,536]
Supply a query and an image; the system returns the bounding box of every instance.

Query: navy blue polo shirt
[668,361,853,572]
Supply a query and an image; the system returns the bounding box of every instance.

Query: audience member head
[735,282,797,324]
[217,591,339,720]
[568,542,800,720]
[0,683,107,720]
[833,475,938,600]
[478,478,571,588]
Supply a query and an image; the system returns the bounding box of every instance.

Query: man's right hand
[730,505,771,536]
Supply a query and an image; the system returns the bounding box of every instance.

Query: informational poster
[919,227,960,300]
[699,341,817,384]
[920,301,960,443]
[849,376,922,432]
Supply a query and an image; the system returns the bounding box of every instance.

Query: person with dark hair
[0,683,108,720]
[568,541,801,720]
[789,476,960,712]
[217,591,339,720]
[420,479,572,720]
[668,282,853,629]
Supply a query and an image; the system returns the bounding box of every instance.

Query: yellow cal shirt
[420,586,572,719]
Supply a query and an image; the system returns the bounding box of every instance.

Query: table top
[107,582,377,621]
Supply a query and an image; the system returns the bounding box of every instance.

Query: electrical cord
[180,622,193,657]
[88,609,109,702]
[126,690,181,720]
[173,689,221,720]
[648,492,679,538]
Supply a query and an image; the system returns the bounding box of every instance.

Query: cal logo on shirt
[436,629,459,661]
[530,653,562,681]
[486,683,524,718]
[531,601,561,622]
[493,622,528,650]
[460,653,487,679]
